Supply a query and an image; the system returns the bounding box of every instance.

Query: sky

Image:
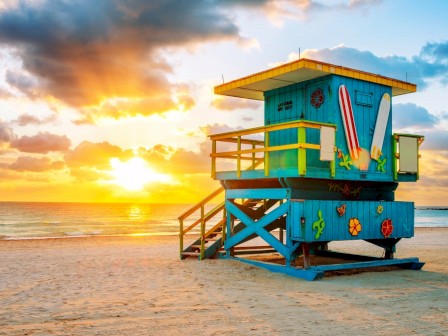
[0,0,447,205]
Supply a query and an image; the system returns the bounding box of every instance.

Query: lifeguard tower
[179,58,425,280]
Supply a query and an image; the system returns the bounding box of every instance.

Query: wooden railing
[178,187,225,259]
[178,159,266,259]
[209,120,337,178]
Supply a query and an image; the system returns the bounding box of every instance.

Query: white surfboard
[371,93,391,160]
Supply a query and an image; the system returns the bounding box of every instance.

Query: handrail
[210,119,337,179]
[179,187,225,259]
[178,187,224,221]
[179,160,264,259]
[209,120,331,140]
[181,201,225,235]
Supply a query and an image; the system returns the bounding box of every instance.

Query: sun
[108,157,171,191]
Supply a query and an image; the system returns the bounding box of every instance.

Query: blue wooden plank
[226,188,291,200]
[224,201,290,249]
[233,257,325,281]
[256,228,291,258]
[312,257,424,272]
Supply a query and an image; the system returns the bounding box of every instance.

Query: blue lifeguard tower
[179,58,424,280]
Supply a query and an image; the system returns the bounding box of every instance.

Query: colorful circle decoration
[311,88,324,109]
[381,218,393,238]
[349,218,362,236]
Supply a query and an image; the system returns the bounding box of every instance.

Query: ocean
[0,202,446,240]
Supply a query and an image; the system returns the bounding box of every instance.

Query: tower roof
[214,58,416,100]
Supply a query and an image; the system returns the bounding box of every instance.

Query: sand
[0,228,447,336]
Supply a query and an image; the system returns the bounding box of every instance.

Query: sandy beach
[1,228,447,336]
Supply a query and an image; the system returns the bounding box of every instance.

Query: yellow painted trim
[214,58,416,100]
[209,119,335,140]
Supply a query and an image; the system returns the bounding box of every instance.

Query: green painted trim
[392,135,398,181]
[393,133,424,138]
[237,136,241,178]
[211,140,216,178]
[264,132,270,176]
[298,127,306,176]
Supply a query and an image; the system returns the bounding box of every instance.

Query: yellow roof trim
[214,58,416,100]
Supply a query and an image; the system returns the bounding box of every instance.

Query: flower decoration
[376,205,384,215]
[336,204,346,216]
[349,218,362,236]
[381,218,393,238]
[311,88,324,109]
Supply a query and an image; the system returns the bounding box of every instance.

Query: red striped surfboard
[339,85,361,160]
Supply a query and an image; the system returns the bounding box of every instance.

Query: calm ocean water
[0,202,446,240]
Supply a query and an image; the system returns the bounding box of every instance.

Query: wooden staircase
[178,187,225,260]
[179,189,282,260]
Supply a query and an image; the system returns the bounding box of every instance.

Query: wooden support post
[179,218,184,259]
[211,140,216,178]
[264,132,270,176]
[331,128,336,177]
[237,136,241,178]
[302,243,311,269]
[392,134,398,181]
[230,212,235,257]
[279,199,284,243]
[385,250,394,259]
[330,158,335,177]
[200,205,205,260]
[222,208,226,244]
[226,203,235,258]
[298,127,306,176]
[251,142,256,170]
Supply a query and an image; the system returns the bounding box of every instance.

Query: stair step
[182,251,200,257]
[205,237,220,242]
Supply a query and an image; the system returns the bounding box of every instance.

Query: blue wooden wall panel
[290,200,414,242]
[331,76,393,181]
[263,74,394,182]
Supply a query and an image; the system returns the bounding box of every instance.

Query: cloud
[391,103,448,151]
[0,86,12,98]
[9,156,65,172]
[5,69,39,98]
[393,103,438,129]
[201,123,245,136]
[211,96,262,111]
[0,0,251,122]
[256,0,381,23]
[63,141,134,181]
[138,143,211,175]
[422,130,448,151]
[64,141,133,169]
[14,113,57,126]
[10,132,71,153]
[0,120,16,142]
[420,41,448,64]
[297,43,448,90]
